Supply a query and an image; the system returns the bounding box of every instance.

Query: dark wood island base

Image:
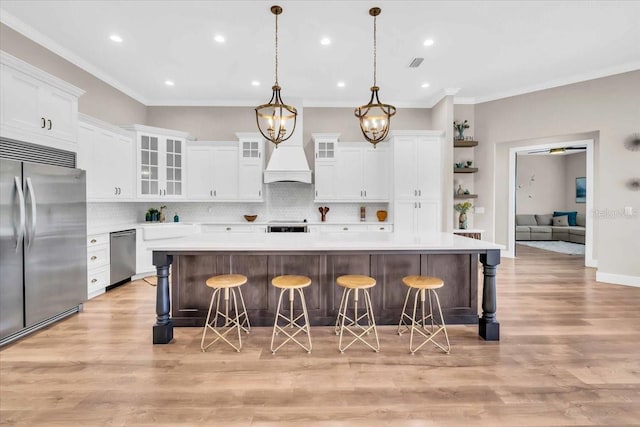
[152,247,501,344]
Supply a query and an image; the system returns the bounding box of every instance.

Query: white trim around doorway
[507,139,596,268]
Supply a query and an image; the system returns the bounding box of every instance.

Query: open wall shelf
[454,140,478,148]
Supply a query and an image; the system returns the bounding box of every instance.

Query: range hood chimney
[263,99,312,183]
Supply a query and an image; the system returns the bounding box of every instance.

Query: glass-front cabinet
[123,124,190,200]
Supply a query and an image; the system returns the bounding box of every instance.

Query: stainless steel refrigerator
[0,156,87,344]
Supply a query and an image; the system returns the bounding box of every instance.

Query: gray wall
[0,23,147,125]
[475,70,640,278]
[565,152,587,214]
[433,96,454,231]
[516,154,572,215]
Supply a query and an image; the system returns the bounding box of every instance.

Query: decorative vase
[456,185,464,196]
[376,210,388,222]
[458,212,468,229]
[457,129,464,141]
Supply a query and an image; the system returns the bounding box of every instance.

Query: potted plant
[453,120,470,141]
[454,201,473,229]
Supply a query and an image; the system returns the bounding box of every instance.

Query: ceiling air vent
[409,57,424,68]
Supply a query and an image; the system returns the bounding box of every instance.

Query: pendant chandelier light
[255,5,297,148]
[354,7,396,147]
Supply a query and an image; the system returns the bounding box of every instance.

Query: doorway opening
[507,139,595,267]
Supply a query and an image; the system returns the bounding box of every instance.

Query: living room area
[515,147,587,258]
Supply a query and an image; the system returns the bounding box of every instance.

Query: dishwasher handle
[111,230,136,238]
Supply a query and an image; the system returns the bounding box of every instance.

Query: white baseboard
[596,271,640,288]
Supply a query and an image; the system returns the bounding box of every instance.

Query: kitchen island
[150,232,502,344]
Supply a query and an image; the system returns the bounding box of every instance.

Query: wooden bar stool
[334,275,380,353]
[200,274,250,352]
[397,275,450,354]
[271,275,312,354]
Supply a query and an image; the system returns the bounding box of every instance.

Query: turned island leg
[479,249,500,341]
[153,252,174,344]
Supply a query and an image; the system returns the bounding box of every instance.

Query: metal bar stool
[397,275,450,354]
[271,275,312,354]
[334,275,380,353]
[200,274,250,352]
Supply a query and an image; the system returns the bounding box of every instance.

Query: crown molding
[0,9,148,105]
[473,61,640,104]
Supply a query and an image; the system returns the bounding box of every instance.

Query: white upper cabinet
[392,131,443,233]
[77,115,134,201]
[313,133,340,201]
[0,51,84,152]
[186,135,263,202]
[393,133,442,200]
[313,133,390,203]
[236,133,264,201]
[122,124,189,200]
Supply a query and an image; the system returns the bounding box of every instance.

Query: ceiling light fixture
[109,34,123,43]
[164,80,175,86]
[423,39,434,46]
[337,81,346,88]
[213,35,226,43]
[354,7,396,147]
[255,5,297,148]
[320,37,331,46]
[421,83,430,88]
[251,80,261,86]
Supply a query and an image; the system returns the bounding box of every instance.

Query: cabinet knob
[343,227,348,231]
[91,278,97,283]
[379,227,384,230]
[226,227,231,231]
[47,119,52,130]
[90,255,97,260]
[41,117,46,129]
[90,239,97,243]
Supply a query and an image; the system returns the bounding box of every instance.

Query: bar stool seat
[398,275,450,354]
[271,275,312,354]
[334,275,379,353]
[200,274,250,352]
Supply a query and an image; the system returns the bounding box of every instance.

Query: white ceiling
[1,1,639,108]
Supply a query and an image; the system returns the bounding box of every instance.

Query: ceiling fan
[526,147,585,155]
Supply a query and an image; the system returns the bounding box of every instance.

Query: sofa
[516,213,585,244]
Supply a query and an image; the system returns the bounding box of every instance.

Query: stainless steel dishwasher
[110,229,136,287]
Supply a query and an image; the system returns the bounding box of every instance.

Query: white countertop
[146,231,503,252]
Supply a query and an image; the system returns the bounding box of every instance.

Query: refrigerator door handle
[25,177,37,249]
[14,176,26,251]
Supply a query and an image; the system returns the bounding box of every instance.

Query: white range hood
[263,99,312,184]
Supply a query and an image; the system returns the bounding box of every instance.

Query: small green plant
[453,120,470,140]
[454,202,473,214]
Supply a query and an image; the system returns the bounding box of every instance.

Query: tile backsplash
[88,183,388,228]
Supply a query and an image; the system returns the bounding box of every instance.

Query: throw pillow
[535,214,553,225]
[553,211,577,226]
[553,215,569,226]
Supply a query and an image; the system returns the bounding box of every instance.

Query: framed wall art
[575,177,586,203]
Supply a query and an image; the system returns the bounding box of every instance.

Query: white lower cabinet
[201,224,261,233]
[87,233,110,299]
[393,200,440,234]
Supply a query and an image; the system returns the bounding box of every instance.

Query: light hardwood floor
[1,245,639,426]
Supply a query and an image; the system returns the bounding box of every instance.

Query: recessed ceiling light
[320,37,331,46]
[251,80,260,87]
[109,34,123,43]
[337,81,346,88]
[421,82,430,88]
[214,35,226,44]
[423,39,434,47]
[164,80,175,86]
